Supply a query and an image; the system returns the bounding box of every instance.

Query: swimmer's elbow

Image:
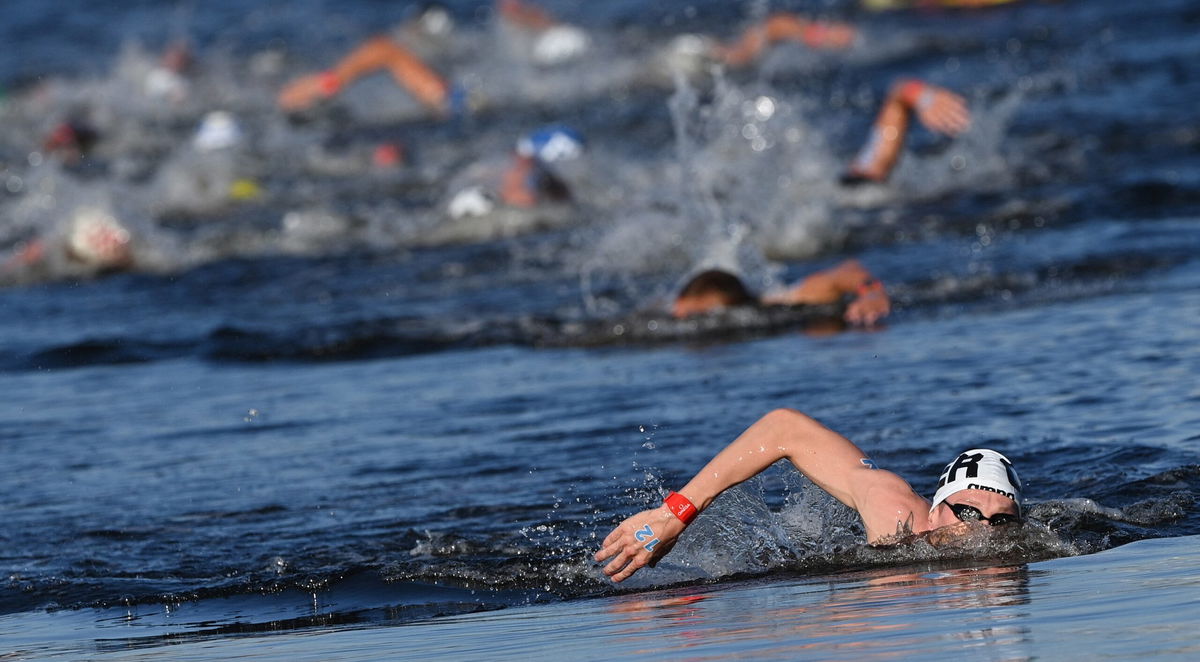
[761,407,820,431]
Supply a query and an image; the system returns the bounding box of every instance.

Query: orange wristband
[665,491,698,525]
[318,71,341,97]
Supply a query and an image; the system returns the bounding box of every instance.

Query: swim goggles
[945,502,1021,527]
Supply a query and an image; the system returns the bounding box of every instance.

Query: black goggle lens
[946,502,1021,527]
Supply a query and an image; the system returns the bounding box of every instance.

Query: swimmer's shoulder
[852,466,933,540]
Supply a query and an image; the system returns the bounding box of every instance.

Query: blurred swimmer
[5,207,134,275]
[595,411,1023,583]
[446,125,585,219]
[277,5,463,115]
[863,0,1025,10]
[842,78,971,183]
[42,120,100,166]
[714,12,858,67]
[141,40,193,105]
[496,0,591,66]
[662,12,856,76]
[672,259,890,326]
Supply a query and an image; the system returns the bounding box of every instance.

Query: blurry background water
[1,0,1198,659]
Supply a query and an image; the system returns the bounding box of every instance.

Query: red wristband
[896,79,926,107]
[665,491,698,525]
[318,71,341,97]
[857,279,884,297]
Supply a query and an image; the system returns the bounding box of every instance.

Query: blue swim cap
[516,125,585,164]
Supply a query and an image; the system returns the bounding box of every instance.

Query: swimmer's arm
[678,408,878,511]
[278,36,451,113]
[595,408,880,582]
[716,13,857,67]
[331,37,450,112]
[497,0,559,31]
[500,155,539,207]
[763,260,889,325]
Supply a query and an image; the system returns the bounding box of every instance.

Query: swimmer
[141,40,193,105]
[595,408,1023,582]
[446,125,585,219]
[661,12,856,77]
[842,78,971,184]
[863,0,1026,11]
[5,207,134,276]
[276,4,461,115]
[42,120,100,166]
[496,0,591,66]
[672,260,890,327]
[714,12,858,68]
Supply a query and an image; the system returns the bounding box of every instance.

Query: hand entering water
[594,506,685,583]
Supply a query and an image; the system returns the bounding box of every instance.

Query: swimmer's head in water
[66,207,133,270]
[672,269,756,318]
[532,25,590,66]
[517,125,585,165]
[930,448,1022,515]
[662,34,718,77]
[415,3,454,37]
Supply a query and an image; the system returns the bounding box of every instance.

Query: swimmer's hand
[278,72,337,112]
[900,81,971,136]
[845,282,890,326]
[594,506,685,583]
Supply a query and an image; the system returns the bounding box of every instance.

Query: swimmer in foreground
[672,260,890,327]
[276,5,461,115]
[595,408,1022,582]
[842,78,971,183]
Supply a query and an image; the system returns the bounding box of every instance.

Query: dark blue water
[2,0,1199,657]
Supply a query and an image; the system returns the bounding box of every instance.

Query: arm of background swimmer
[500,155,539,207]
[497,0,559,31]
[763,259,878,305]
[717,14,855,67]
[331,37,450,111]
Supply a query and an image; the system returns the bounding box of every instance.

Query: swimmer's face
[930,488,1020,531]
[671,292,729,318]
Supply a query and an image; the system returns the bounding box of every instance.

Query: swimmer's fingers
[594,530,625,563]
[277,74,328,112]
[919,91,972,136]
[845,294,890,327]
[593,508,683,582]
[609,554,649,583]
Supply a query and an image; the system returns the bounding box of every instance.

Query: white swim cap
[418,5,454,37]
[193,111,243,152]
[66,207,132,268]
[532,25,590,66]
[664,34,717,75]
[930,449,1022,514]
[447,186,496,219]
